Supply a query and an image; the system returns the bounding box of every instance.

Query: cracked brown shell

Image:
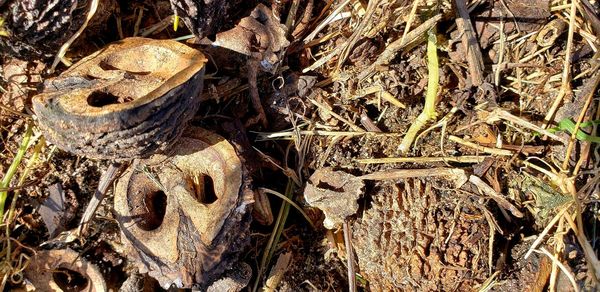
[114,127,253,289]
[32,37,207,160]
[24,248,107,291]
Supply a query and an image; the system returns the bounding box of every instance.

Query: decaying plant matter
[304,168,364,229]
[23,248,107,291]
[32,37,207,160]
[169,0,252,39]
[352,179,491,291]
[3,0,600,290]
[0,0,115,59]
[114,127,253,289]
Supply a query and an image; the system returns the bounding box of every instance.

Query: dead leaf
[304,168,364,229]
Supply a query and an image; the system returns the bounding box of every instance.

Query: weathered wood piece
[24,249,107,291]
[32,37,207,160]
[455,0,485,86]
[114,127,253,289]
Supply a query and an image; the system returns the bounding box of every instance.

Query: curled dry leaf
[304,168,365,229]
[209,4,290,73]
[24,248,107,292]
[114,127,253,289]
[32,37,207,160]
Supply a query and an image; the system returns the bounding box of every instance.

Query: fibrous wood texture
[114,127,253,289]
[32,37,207,160]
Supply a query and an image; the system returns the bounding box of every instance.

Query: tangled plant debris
[1,0,600,291]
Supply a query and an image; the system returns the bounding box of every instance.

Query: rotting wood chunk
[114,127,253,290]
[32,37,207,160]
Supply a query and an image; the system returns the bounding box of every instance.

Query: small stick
[356,155,490,164]
[360,112,382,132]
[343,221,357,292]
[448,135,514,156]
[455,0,485,86]
[247,58,269,128]
[359,167,468,187]
[76,162,122,236]
[469,175,524,218]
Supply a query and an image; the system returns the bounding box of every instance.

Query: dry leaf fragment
[304,168,364,229]
[208,4,290,73]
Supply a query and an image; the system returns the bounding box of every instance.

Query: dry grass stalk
[537,247,579,292]
[469,175,524,218]
[336,0,378,71]
[359,167,468,185]
[308,98,365,132]
[304,0,352,42]
[542,0,577,128]
[562,71,600,171]
[356,155,491,164]
[448,135,514,156]
[482,108,568,144]
[455,0,485,86]
[50,0,99,72]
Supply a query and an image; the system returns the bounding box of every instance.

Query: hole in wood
[52,267,89,292]
[87,91,120,107]
[189,175,218,204]
[137,190,167,231]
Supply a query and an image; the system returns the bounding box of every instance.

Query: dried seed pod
[352,180,490,290]
[114,127,253,289]
[32,37,207,160]
[0,0,115,59]
[24,248,107,292]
